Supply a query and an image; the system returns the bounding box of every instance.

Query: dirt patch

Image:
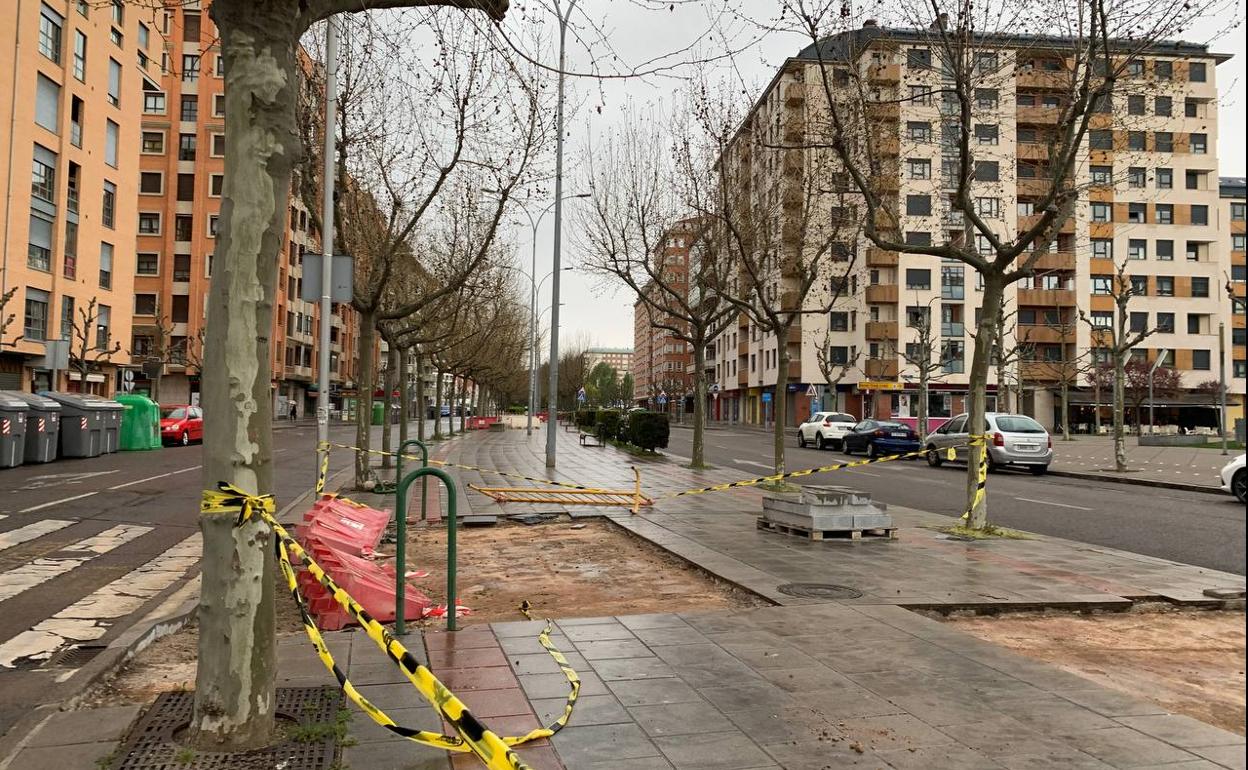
[401,518,766,626]
[948,609,1246,734]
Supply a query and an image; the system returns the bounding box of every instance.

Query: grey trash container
[93,398,125,454]
[42,392,105,458]
[0,391,59,463]
[0,392,28,469]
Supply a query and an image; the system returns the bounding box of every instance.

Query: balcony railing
[941,321,965,337]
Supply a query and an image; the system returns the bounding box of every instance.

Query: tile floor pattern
[308,604,1244,769]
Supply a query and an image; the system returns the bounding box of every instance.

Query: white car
[797,412,858,450]
[1220,454,1246,504]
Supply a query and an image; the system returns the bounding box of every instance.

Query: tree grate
[112,687,342,770]
[776,583,864,600]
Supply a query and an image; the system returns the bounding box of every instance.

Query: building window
[135,294,158,316]
[1091,275,1113,295]
[1089,130,1113,150]
[1189,204,1208,226]
[1192,350,1211,370]
[137,252,159,275]
[1155,204,1173,224]
[183,11,201,42]
[214,55,225,77]
[975,88,998,110]
[1153,95,1172,116]
[39,4,63,63]
[1190,133,1207,154]
[1192,276,1209,297]
[210,133,225,156]
[208,215,219,238]
[1189,62,1207,82]
[99,241,113,288]
[941,266,964,299]
[1233,234,1246,252]
[140,171,163,195]
[974,124,999,145]
[1090,203,1111,223]
[1154,60,1172,80]
[905,269,931,290]
[974,161,999,182]
[180,95,198,122]
[1090,310,1112,328]
[907,158,931,180]
[143,90,167,114]
[974,197,1000,218]
[107,58,122,106]
[1129,312,1148,333]
[1091,239,1113,259]
[138,212,161,234]
[174,253,192,281]
[1090,165,1112,185]
[174,215,193,241]
[178,133,197,161]
[213,93,226,117]
[1127,239,1146,260]
[907,121,931,142]
[1156,313,1174,333]
[27,213,54,271]
[1131,275,1149,296]
[828,312,849,332]
[1156,168,1172,189]
[177,173,195,201]
[102,181,116,228]
[906,195,931,216]
[906,231,932,246]
[1156,239,1174,261]
[907,48,931,67]
[1187,240,1205,261]
[105,120,120,167]
[1127,94,1145,115]
[31,147,57,203]
[181,54,200,82]
[1127,131,1146,151]
[1127,167,1146,188]
[1154,131,1173,153]
[25,288,50,341]
[93,304,111,349]
[72,30,87,80]
[209,174,224,197]
[1153,276,1173,296]
[1232,202,1246,222]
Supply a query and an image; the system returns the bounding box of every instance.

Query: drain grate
[46,644,108,669]
[777,583,863,600]
[114,687,342,770]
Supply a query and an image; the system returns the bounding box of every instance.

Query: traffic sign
[657,390,668,406]
[576,387,587,403]
[710,383,720,394]
[761,392,772,403]
[858,381,902,391]
[805,384,819,398]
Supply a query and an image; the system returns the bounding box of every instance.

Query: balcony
[738,339,749,356]
[873,134,900,157]
[865,358,899,379]
[786,325,803,344]
[1018,213,1074,234]
[867,63,901,85]
[866,102,900,122]
[1017,324,1072,344]
[1027,251,1076,271]
[1015,178,1056,198]
[1016,69,1071,90]
[784,82,806,107]
[1016,105,1061,124]
[865,247,898,267]
[1017,287,1075,306]
[1017,143,1049,162]
[1020,360,1062,381]
[865,321,899,341]
[865,284,898,304]
[737,368,749,386]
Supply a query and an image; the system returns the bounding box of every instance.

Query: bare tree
[67,297,121,393]
[1080,258,1157,471]
[1035,317,1092,441]
[775,0,1218,527]
[898,297,955,440]
[0,286,21,351]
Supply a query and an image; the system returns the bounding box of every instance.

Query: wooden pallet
[756,517,898,541]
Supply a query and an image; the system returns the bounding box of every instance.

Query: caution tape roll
[960,434,989,521]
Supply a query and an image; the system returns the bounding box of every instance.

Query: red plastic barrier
[295,496,390,557]
[465,416,501,430]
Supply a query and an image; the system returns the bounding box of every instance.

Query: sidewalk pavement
[11,428,1244,769]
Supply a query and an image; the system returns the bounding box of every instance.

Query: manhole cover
[776,583,863,600]
[114,687,342,770]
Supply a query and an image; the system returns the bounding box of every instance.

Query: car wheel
[926,446,943,467]
[1234,469,1247,504]
[867,442,878,459]
[842,440,853,456]
[797,432,807,448]
[816,433,826,450]
[180,431,190,447]
[1029,465,1047,476]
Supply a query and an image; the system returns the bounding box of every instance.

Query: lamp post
[315,18,338,479]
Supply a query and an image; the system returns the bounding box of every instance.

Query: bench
[578,432,605,447]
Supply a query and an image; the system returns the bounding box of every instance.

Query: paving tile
[456,687,534,718]
[988,695,1119,734]
[438,665,521,691]
[617,613,692,631]
[1054,690,1169,718]
[532,694,632,728]
[884,690,1008,726]
[721,705,836,745]
[698,680,796,712]
[556,616,621,627]
[492,620,551,638]
[357,682,437,710]
[342,739,452,770]
[1114,714,1246,748]
[939,717,1089,758]
[833,713,959,752]
[760,739,892,768]
[427,645,509,669]
[521,671,609,700]
[350,706,441,743]
[26,705,141,747]
[756,665,856,693]
[561,623,638,642]
[550,723,662,766]
[996,753,1116,769]
[1053,726,1202,767]
[876,744,1007,769]
[627,700,737,737]
[499,633,573,656]
[588,656,678,681]
[423,627,500,650]
[575,639,657,660]
[578,758,676,770]
[631,625,712,647]
[507,651,589,676]
[345,661,418,685]
[719,643,821,671]
[10,743,136,770]
[1188,743,1248,770]
[608,677,704,707]
[652,730,774,769]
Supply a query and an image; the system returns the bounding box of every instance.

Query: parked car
[160,405,204,446]
[841,420,920,458]
[925,412,1052,475]
[1220,454,1246,503]
[797,411,858,450]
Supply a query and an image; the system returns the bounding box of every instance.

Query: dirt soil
[402,518,766,626]
[949,609,1246,735]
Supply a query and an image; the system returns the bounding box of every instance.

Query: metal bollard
[396,439,430,522]
[394,467,459,634]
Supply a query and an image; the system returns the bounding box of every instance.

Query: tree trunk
[447,377,456,437]
[965,272,1005,530]
[1093,377,1103,434]
[192,5,301,749]
[917,365,929,442]
[691,334,707,469]
[380,345,397,469]
[458,378,467,432]
[1113,351,1127,472]
[433,368,444,439]
[415,352,426,442]
[1061,378,1072,441]
[398,348,409,447]
[354,309,376,488]
[772,330,790,477]
[151,369,162,405]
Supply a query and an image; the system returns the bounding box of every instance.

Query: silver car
[925,412,1053,475]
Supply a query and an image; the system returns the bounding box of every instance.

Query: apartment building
[630,223,694,407]
[708,22,1240,432]
[585,347,634,378]
[131,3,361,413]
[1223,176,1246,430]
[0,0,147,394]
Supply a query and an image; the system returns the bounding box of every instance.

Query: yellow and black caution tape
[320,440,593,491]
[315,444,330,495]
[960,434,990,521]
[515,600,581,740]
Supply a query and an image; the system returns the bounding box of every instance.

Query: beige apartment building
[0,0,147,394]
[586,347,634,379]
[708,23,1242,433]
[131,2,362,413]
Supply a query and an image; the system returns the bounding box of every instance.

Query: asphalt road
[663,426,1246,576]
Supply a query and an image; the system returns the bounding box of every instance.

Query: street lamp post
[315,19,338,479]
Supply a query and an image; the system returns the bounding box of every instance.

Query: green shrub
[626,411,670,451]
[575,409,597,429]
[596,410,623,442]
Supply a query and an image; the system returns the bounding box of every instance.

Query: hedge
[595,410,623,442]
[626,410,670,451]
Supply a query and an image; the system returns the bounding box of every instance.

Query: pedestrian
[290,401,298,421]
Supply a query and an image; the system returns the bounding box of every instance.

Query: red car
[160,405,204,446]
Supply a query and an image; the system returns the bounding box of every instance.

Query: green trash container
[116,394,162,451]
[371,400,385,425]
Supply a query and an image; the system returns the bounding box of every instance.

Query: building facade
[585,347,634,378]
[708,23,1242,432]
[630,223,695,408]
[1222,176,1246,431]
[1,0,147,394]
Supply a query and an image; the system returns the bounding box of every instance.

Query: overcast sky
[497,1,1247,354]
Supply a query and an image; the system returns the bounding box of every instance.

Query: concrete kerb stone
[0,462,357,769]
[1046,468,1223,494]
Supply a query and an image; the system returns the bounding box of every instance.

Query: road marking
[18,492,99,514]
[0,520,76,554]
[0,524,152,604]
[1014,497,1093,511]
[844,469,882,478]
[16,470,119,491]
[733,460,773,470]
[0,533,200,669]
[663,453,693,464]
[106,465,200,491]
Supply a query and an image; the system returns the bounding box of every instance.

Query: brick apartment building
[707,23,1244,432]
[0,0,146,394]
[630,222,695,408]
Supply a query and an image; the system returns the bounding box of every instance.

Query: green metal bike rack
[394,466,458,634]
[396,439,430,522]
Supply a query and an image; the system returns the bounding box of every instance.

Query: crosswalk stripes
[0,532,201,669]
[0,520,76,554]
[0,524,152,604]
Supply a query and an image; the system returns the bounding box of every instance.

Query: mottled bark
[691,337,707,469]
[398,348,409,446]
[380,345,398,469]
[433,368,444,439]
[772,332,791,477]
[415,352,426,442]
[965,272,1005,529]
[354,310,376,487]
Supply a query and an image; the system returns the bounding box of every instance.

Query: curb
[1046,468,1224,494]
[0,464,356,766]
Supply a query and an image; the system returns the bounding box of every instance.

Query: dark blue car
[841,420,920,459]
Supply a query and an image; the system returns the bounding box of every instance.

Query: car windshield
[827,413,855,422]
[877,422,907,431]
[161,408,187,420]
[995,415,1046,433]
